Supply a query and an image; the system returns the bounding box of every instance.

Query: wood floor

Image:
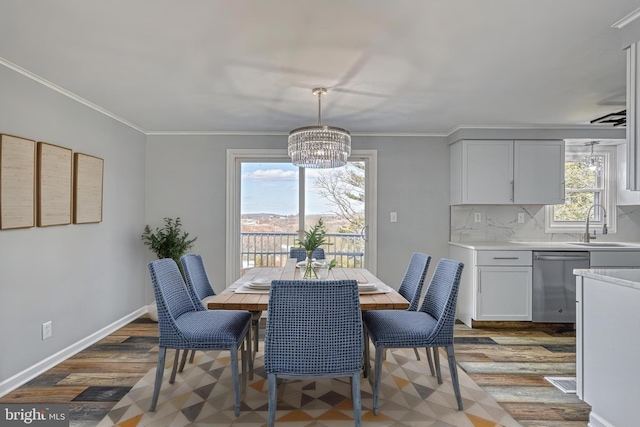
[0,317,589,426]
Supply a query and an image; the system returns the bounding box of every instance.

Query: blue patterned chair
[264,280,363,427]
[179,253,261,380]
[363,258,465,414]
[289,247,325,262]
[395,252,434,371]
[147,258,252,416]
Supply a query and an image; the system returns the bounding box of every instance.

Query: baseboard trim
[589,411,616,427]
[0,307,148,397]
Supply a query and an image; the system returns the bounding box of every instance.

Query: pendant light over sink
[582,141,604,176]
[288,88,351,169]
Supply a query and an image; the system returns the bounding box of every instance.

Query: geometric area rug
[97,348,522,427]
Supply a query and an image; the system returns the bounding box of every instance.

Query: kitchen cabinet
[574,269,640,427]
[450,245,532,326]
[617,143,640,205]
[450,139,565,205]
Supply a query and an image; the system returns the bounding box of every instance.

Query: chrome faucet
[584,204,608,243]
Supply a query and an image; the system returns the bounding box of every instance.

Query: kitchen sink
[572,242,637,247]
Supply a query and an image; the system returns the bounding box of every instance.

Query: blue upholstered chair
[396,252,434,372]
[180,253,261,379]
[264,280,363,427]
[289,247,325,262]
[363,258,465,413]
[147,258,252,416]
[180,254,262,383]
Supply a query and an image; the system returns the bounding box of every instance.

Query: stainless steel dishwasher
[532,251,590,323]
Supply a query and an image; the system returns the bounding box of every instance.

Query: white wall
[145,134,451,294]
[0,66,147,385]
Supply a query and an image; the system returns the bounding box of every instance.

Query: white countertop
[449,241,640,251]
[573,268,640,291]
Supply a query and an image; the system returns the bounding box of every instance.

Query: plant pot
[147,301,158,322]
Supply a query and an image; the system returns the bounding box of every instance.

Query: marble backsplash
[450,205,640,243]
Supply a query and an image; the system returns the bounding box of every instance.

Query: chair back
[264,280,362,375]
[180,254,215,310]
[397,252,431,311]
[418,258,464,345]
[148,258,198,345]
[289,247,325,262]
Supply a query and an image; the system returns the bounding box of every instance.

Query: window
[545,145,616,234]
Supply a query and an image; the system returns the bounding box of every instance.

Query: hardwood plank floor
[0,317,589,426]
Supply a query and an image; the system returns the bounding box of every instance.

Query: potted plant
[141,217,197,320]
[296,218,330,279]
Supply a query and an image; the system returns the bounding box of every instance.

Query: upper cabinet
[617,143,640,205]
[450,139,565,205]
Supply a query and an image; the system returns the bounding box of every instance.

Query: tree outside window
[545,146,616,233]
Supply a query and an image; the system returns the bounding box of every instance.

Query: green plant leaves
[141,217,197,267]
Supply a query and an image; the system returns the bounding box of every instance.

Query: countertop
[449,241,640,251]
[573,268,640,291]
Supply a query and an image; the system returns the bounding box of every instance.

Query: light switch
[518,213,525,223]
[474,213,481,223]
[390,212,398,222]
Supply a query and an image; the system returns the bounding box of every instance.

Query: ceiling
[0,0,638,135]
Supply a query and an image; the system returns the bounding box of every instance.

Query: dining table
[206,259,409,378]
[206,259,410,312]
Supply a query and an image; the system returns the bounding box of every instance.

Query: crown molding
[612,7,640,29]
[447,124,624,134]
[0,57,147,134]
[146,130,447,138]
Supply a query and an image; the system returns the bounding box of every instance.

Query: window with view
[545,146,616,234]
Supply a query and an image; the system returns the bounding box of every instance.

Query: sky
[241,162,336,215]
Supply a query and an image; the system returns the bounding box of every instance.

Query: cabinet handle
[510,180,514,202]
[477,267,481,293]
[561,181,565,202]
[493,257,519,260]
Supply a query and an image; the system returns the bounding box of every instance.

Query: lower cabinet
[451,245,533,326]
[476,266,532,321]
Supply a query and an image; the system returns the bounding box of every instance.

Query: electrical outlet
[42,321,52,340]
[474,212,481,223]
[390,212,397,223]
[518,213,525,223]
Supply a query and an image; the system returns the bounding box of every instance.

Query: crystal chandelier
[582,141,604,176]
[288,88,351,168]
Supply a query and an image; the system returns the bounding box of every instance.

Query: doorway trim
[226,149,377,285]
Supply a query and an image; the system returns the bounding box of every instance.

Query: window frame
[545,145,617,234]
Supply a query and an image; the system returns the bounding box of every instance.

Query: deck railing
[241,231,365,269]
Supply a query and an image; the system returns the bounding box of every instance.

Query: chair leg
[178,348,189,372]
[249,312,260,381]
[363,327,370,379]
[245,327,252,389]
[373,345,384,416]
[446,345,464,410]
[149,347,166,411]
[352,372,362,427]
[189,349,196,363]
[425,347,435,376]
[169,349,180,384]
[267,373,277,427]
[230,345,241,417]
[433,346,443,384]
[413,348,421,360]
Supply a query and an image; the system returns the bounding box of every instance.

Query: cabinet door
[514,140,565,204]
[462,140,513,204]
[616,143,640,205]
[476,266,532,321]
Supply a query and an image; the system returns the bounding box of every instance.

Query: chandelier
[582,141,604,176]
[288,88,351,168]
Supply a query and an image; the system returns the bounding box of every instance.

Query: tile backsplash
[450,205,640,243]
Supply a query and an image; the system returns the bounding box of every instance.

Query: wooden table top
[207,260,409,312]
